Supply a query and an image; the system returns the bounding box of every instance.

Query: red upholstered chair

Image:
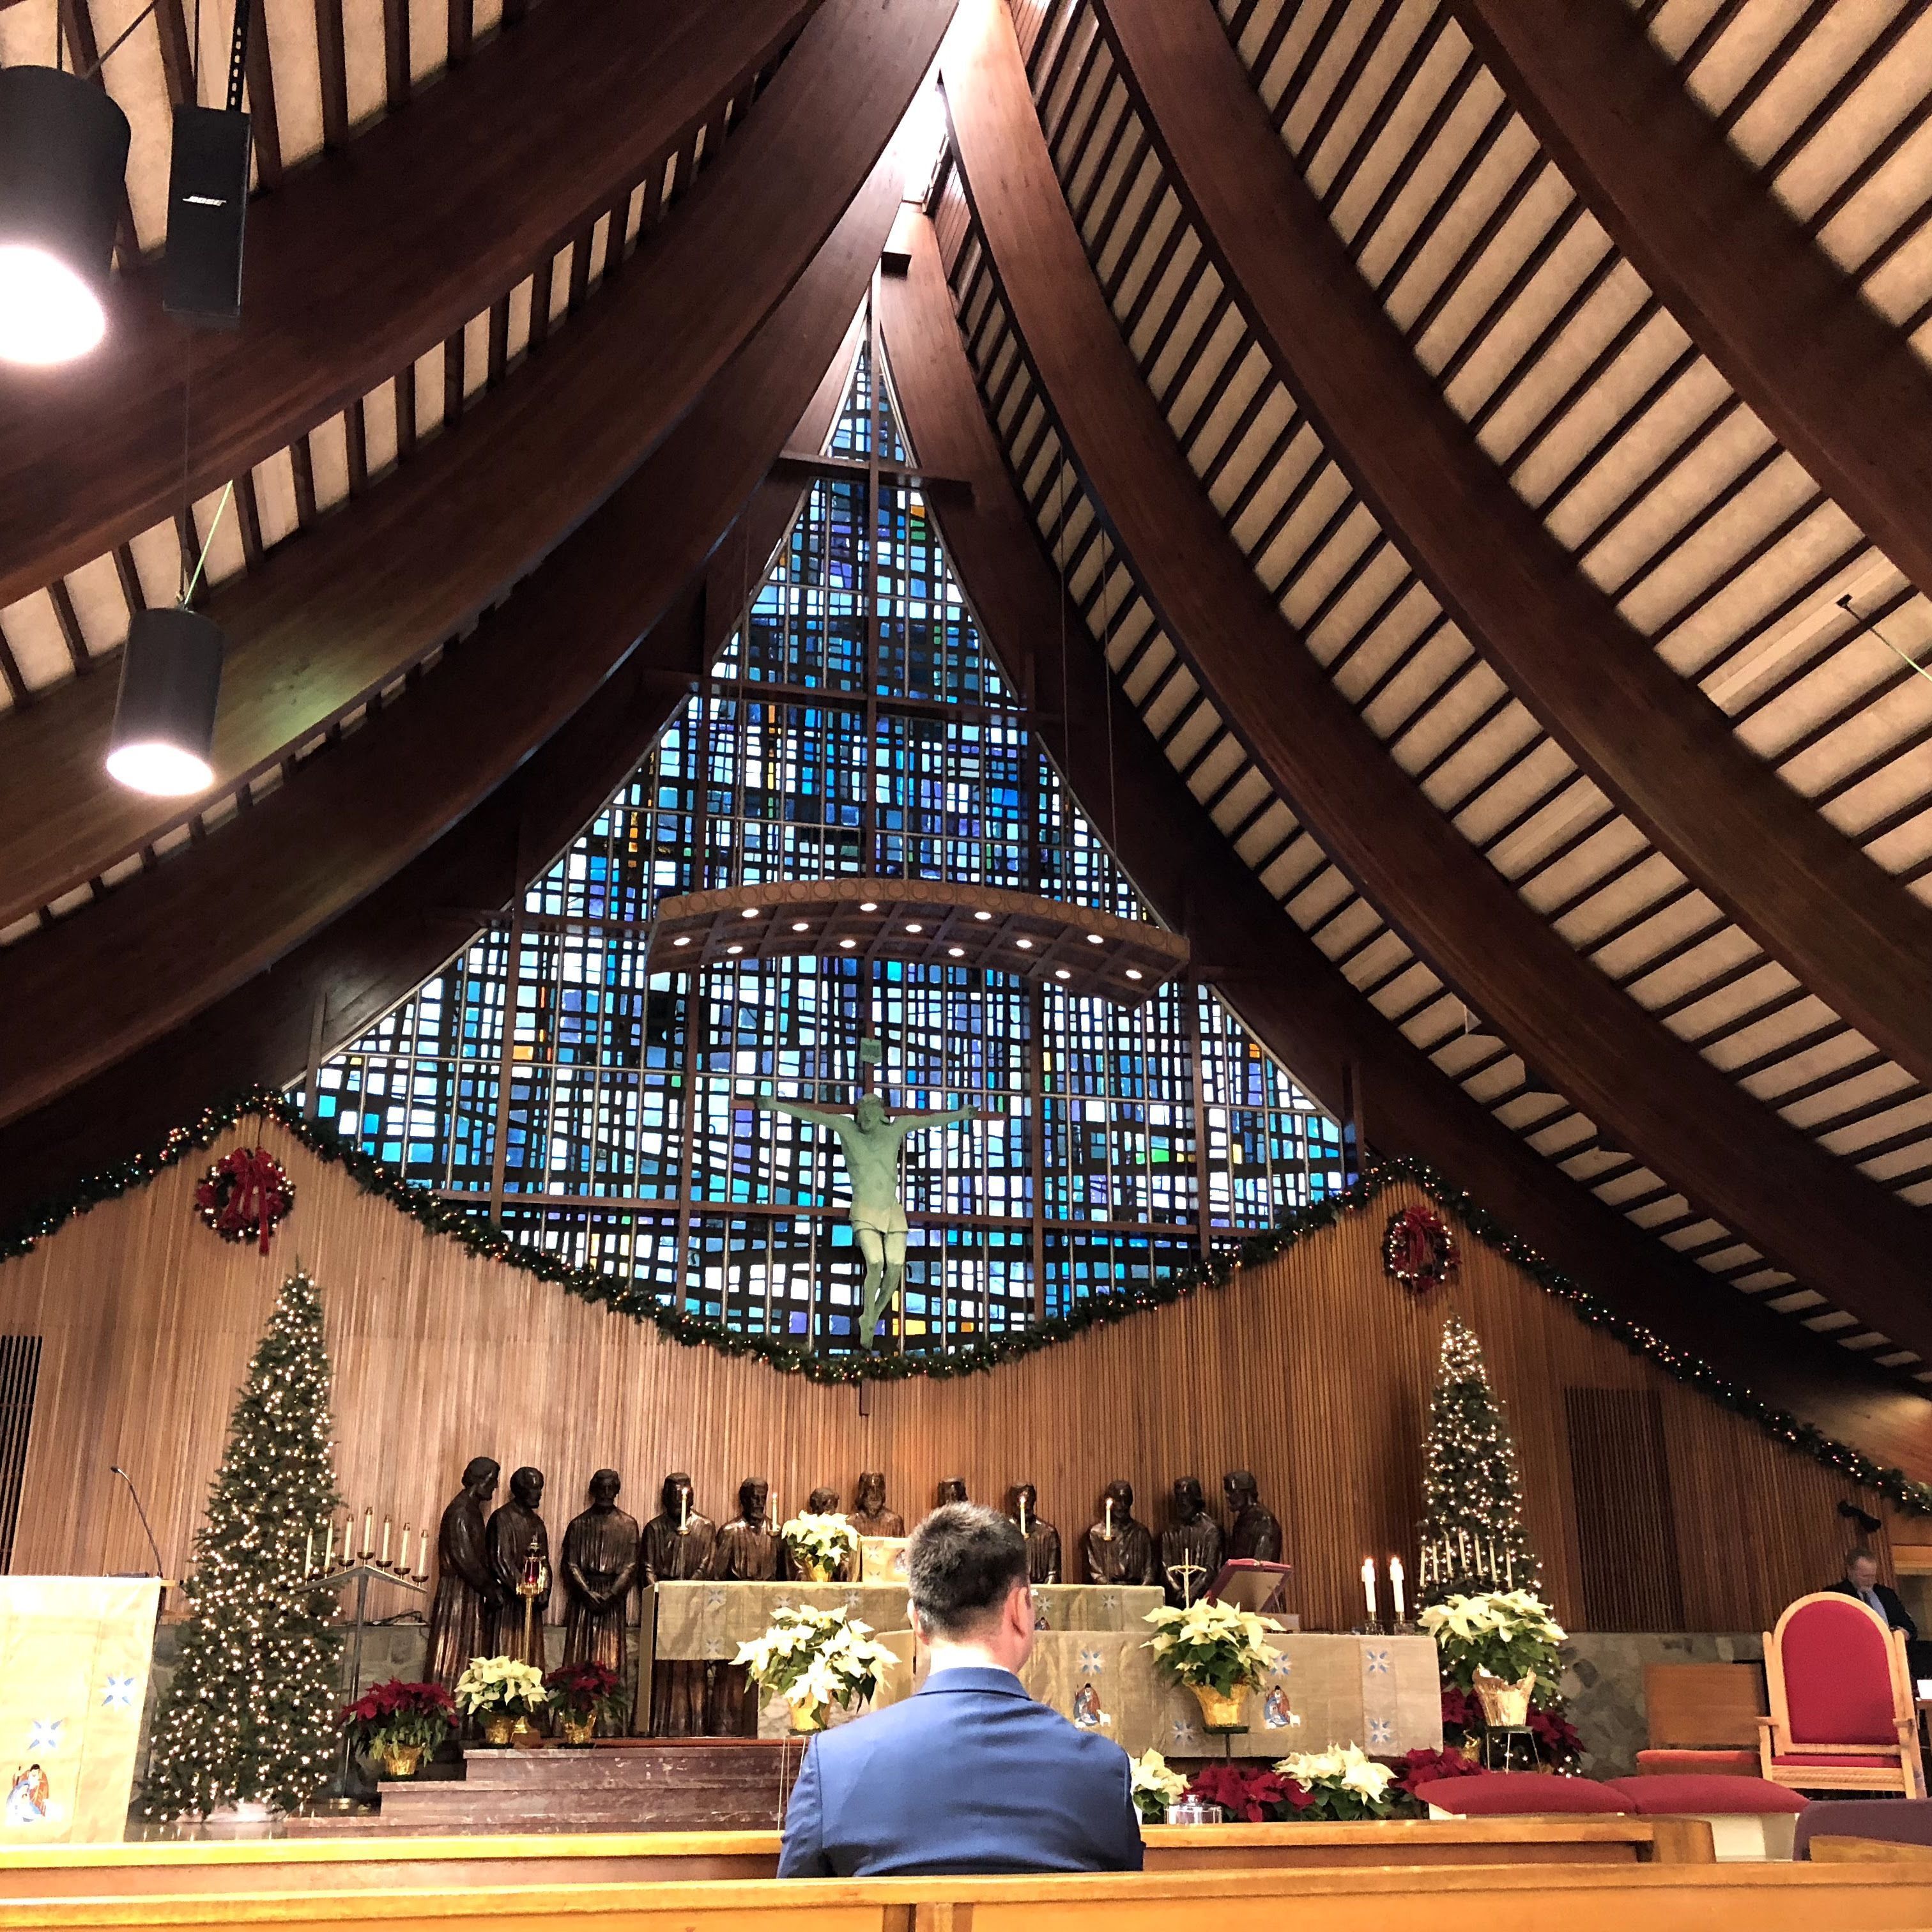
[1759,1591,1926,1798]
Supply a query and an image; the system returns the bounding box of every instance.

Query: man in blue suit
[778,1503,1144,1876]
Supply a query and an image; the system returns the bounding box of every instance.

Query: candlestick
[323,1521,334,1570]
[679,1489,690,1535]
[1360,1556,1377,1621]
[1457,1528,1469,1572]
[417,1528,430,1579]
[1505,1550,1514,1590]
[1390,1556,1406,1621]
[1018,1496,1029,1535]
[303,1527,315,1577]
[1103,1498,1114,1541]
[1487,1535,1498,1583]
[362,1508,374,1559]
[380,1517,392,1566]
[397,1522,410,1572]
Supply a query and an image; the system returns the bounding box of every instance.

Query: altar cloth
[1020,1630,1443,1759]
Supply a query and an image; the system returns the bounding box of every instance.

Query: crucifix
[1164,1556,1209,1609]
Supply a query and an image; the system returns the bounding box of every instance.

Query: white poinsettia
[782,1512,861,1571]
[1129,1748,1189,1820]
[1143,1599,1283,1694]
[453,1654,549,1717]
[734,1604,897,1714]
[1274,1743,1398,1818]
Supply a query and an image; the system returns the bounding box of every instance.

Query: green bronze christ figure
[755,1092,990,1347]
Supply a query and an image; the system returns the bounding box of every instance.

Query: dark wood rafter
[1450,0,1932,631]
[874,208,1931,1471]
[0,154,906,1139]
[1097,0,1932,1098]
[940,0,1932,1363]
[0,0,953,938]
[0,0,824,615]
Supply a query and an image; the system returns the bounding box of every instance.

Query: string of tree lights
[1417,1317,1542,1607]
[141,1268,344,1819]
[292,338,1348,1354]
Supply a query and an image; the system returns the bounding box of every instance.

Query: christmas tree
[1417,1314,1540,1604]
[142,1268,344,1818]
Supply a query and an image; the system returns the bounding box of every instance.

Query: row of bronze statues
[424,1461,1283,1721]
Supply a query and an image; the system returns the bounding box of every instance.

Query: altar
[1022,1631,1441,1761]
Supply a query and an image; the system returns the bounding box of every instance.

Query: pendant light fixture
[105,604,226,795]
[0,66,130,366]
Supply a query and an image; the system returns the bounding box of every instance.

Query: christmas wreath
[194,1147,294,1255]
[1383,1206,1456,1293]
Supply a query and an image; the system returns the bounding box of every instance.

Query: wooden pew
[0,1816,1711,1898]
[0,1862,1928,1932]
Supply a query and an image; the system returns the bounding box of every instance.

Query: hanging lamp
[0,66,129,366]
[105,606,226,795]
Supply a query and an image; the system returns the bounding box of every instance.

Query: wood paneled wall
[0,1121,1901,1634]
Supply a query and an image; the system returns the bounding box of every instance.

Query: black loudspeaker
[162,103,251,326]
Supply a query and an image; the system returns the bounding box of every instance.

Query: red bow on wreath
[1383,1205,1456,1293]
[195,1147,295,1256]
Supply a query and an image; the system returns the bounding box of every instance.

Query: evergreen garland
[142,1267,344,1818]
[6,1086,1928,1514]
[1417,1315,1540,1603]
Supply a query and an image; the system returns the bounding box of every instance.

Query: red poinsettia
[1184,1762,1314,1823]
[543,1659,627,1723]
[339,1678,457,1752]
[1440,1685,1478,1740]
[1396,1744,1483,1797]
[1528,1704,1583,1761]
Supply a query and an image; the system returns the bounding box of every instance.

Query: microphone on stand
[109,1466,167,1611]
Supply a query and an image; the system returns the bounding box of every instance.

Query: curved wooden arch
[1452,0,1932,622]
[874,209,1931,1470]
[0,156,904,1133]
[1096,0,1932,1098]
[940,0,1932,1363]
[0,0,951,940]
[0,0,818,615]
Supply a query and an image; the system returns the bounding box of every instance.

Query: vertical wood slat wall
[1564,1387,1686,1633]
[0,1334,41,1572]
[0,1119,1898,1634]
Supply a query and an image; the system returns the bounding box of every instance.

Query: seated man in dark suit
[1830,1547,1917,1640]
[778,1503,1143,1877]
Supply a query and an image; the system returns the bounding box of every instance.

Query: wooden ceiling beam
[0,0,951,938]
[1451,0,1932,636]
[875,208,1931,1474]
[0,0,822,614]
[0,153,902,1137]
[940,0,1932,1363]
[1096,0,1932,1098]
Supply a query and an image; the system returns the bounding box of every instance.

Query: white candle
[1018,1496,1029,1535]
[1505,1551,1514,1590]
[1361,1556,1377,1620]
[1486,1535,1497,1581]
[381,1517,392,1565]
[362,1508,374,1559]
[1390,1556,1406,1621]
[418,1529,430,1579]
[679,1489,690,1535]
[303,1528,315,1577]
[398,1522,410,1572]
[323,1521,334,1570]
[1104,1498,1114,1540]
[1458,1528,1469,1572]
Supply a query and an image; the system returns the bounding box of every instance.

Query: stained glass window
[298,326,1345,1354]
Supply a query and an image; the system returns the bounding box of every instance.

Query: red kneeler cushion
[1608,1776,1808,1816]
[1412,1772,1629,1815]
[1779,1597,1898,1744]
[1635,1749,1758,1775]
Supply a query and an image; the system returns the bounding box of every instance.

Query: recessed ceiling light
[947,946,964,958]
[839,939,856,949]
[1015,939,1033,950]
[673,936,691,947]
[905,922,923,933]
[1125,969,1142,981]
[860,901,878,912]
[973,910,992,921]
[792,921,809,932]
[1086,933,1103,944]
[1054,969,1071,981]
[726,944,743,955]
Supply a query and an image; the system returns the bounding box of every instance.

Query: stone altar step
[372,1740,803,1834]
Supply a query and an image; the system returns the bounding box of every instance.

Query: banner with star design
[0,1577,158,1843]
